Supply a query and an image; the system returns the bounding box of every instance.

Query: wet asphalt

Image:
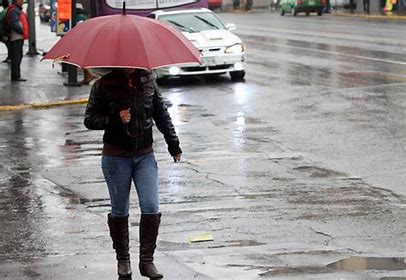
[0,11,405,280]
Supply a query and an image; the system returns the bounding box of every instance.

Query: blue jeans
[101,152,159,217]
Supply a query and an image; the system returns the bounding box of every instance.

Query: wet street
[0,12,405,279]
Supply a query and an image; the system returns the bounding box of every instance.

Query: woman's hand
[120,108,131,124]
[173,154,181,163]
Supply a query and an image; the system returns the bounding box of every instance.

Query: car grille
[208,65,231,70]
[181,64,232,72]
[199,48,221,55]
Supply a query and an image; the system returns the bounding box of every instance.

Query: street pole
[64,0,81,87]
[26,0,39,55]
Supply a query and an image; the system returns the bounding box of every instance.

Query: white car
[148,8,246,81]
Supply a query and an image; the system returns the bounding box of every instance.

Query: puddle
[259,266,326,277]
[327,257,406,271]
[294,165,347,178]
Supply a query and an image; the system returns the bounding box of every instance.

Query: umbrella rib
[129,17,151,69]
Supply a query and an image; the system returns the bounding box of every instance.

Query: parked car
[148,8,246,81]
[280,0,325,16]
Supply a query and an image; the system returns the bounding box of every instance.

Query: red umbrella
[42,13,201,69]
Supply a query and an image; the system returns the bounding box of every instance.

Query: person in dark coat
[84,68,182,279]
[349,0,355,12]
[7,0,27,81]
[363,0,370,13]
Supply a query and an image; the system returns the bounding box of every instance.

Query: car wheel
[318,10,322,16]
[230,71,245,81]
[280,8,285,16]
[293,8,298,16]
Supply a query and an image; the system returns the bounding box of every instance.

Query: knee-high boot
[139,213,163,279]
[107,214,132,278]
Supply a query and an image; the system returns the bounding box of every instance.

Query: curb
[0,98,88,112]
[332,12,406,20]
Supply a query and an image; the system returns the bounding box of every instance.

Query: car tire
[281,9,285,16]
[318,10,322,16]
[230,71,245,81]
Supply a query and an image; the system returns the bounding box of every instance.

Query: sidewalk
[0,52,90,110]
[0,17,91,110]
[331,8,406,20]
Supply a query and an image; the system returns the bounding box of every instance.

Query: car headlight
[225,43,244,54]
[169,66,180,75]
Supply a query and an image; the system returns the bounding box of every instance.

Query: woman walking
[84,68,182,279]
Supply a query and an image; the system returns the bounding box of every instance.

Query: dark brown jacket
[84,70,181,156]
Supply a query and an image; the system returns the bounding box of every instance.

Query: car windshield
[159,12,226,33]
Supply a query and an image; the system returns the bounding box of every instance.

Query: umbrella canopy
[42,14,201,69]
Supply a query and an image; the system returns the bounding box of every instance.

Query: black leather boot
[107,214,132,278]
[139,213,163,279]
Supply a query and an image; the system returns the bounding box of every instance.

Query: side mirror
[225,23,236,31]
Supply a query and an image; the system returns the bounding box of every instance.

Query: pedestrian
[323,0,331,13]
[0,0,10,63]
[245,0,253,10]
[84,68,182,279]
[232,0,240,10]
[363,0,370,13]
[400,0,405,13]
[349,0,355,12]
[75,2,87,23]
[6,0,28,81]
